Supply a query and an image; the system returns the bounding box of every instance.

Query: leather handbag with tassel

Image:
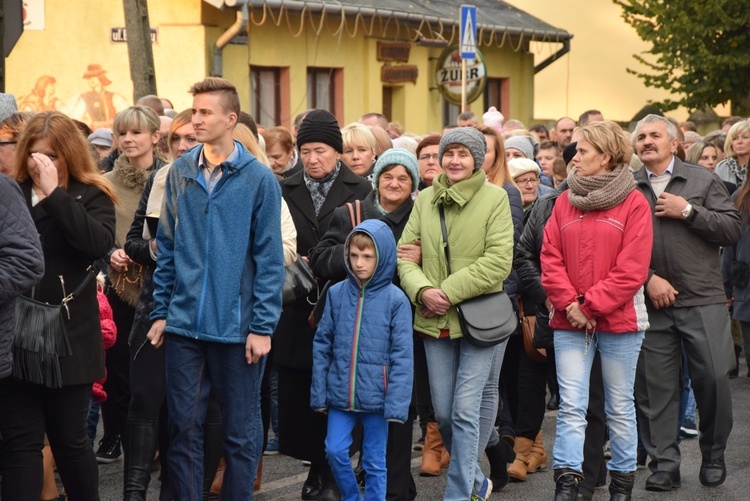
[13,264,99,388]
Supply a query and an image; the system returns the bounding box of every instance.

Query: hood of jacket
[344,219,397,292]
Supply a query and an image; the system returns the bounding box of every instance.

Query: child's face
[349,243,377,283]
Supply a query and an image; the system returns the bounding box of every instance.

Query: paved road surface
[90,359,750,500]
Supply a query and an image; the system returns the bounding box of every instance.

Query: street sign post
[459,5,477,112]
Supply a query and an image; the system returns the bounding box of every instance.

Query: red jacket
[541,189,653,333]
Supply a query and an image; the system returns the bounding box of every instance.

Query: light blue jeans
[478,340,508,480]
[325,409,388,501]
[423,337,500,501]
[553,330,644,474]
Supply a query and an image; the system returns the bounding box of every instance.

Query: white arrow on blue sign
[460,5,477,60]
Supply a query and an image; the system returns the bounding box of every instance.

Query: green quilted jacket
[397,170,514,339]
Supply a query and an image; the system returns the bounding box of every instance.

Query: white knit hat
[508,158,541,179]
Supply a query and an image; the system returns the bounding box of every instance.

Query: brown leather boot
[507,437,534,482]
[527,431,548,473]
[254,457,263,491]
[420,422,444,476]
[210,457,226,494]
[441,446,450,468]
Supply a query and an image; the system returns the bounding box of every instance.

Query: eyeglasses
[516,177,539,185]
[419,153,439,161]
[0,141,17,147]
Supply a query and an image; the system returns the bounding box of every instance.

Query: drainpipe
[534,39,571,74]
[212,3,249,77]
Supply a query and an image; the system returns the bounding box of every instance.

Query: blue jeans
[553,330,644,473]
[325,409,388,501]
[87,399,100,445]
[165,334,265,501]
[679,348,697,428]
[423,337,499,501]
[479,339,508,457]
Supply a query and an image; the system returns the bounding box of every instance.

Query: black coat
[514,181,566,349]
[0,177,45,379]
[20,178,116,386]
[123,174,156,349]
[309,191,413,286]
[515,181,566,309]
[275,164,372,369]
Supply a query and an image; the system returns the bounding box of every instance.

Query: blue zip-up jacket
[311,219,413,423]
[150,141,284,342]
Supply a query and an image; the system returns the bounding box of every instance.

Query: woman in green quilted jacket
[398,127,514,501]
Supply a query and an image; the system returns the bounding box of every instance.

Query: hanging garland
[246,2,567,52]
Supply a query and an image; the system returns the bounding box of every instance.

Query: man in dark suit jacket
[632,114,741,492]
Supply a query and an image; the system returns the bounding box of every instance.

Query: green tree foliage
[614,1,750,114]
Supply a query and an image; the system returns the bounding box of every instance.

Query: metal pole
[461,59,467,113]
[0,2,5,93]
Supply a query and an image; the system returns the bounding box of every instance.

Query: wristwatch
[681,203,693,220]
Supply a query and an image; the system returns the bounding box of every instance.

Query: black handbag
[438,204,516,347]
[13,264,99,388]
[282,256,318,305]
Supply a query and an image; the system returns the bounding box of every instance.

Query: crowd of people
[0,82,746,501]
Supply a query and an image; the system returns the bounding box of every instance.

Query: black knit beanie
[296,109,343,153]
[563,141,578,166]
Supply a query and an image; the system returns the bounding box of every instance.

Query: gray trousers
[635,303,734,473]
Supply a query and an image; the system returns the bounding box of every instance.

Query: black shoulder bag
[438,204,516,347]
[13,263,99,388]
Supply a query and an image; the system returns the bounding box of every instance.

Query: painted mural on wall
[17,64,129,129]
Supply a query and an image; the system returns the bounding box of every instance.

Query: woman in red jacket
[541,121,653,501]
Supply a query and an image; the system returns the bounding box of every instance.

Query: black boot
[554,468,583,501]
[729,345,741,378]
[123,420,158,501]
[609,471,634,501]
[301,463,322,500]
[486,440,515,491]
[319,461,341,501]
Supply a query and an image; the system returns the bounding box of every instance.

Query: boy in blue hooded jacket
[311,219,413,500]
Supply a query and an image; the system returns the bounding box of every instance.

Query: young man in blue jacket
[311,219,413,501]
[147,77,284,500]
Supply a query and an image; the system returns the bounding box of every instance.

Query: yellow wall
[6,1,540,134]
[6,0,207,124]
[504,0,696,122]
[245,14,537,133]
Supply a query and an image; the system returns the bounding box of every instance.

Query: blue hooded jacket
[151,141,284,342]
[311,219,413,422]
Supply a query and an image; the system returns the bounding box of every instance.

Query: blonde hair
[233,123,269,166]
[724,120,750,158]
[342,123,376,151]
[113,105,160,137]
[475,124,510,187]
[166,109,194,162]
[368,125,393,157]
[579,121,633,169]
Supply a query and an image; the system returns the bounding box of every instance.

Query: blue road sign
[460,5,477,60]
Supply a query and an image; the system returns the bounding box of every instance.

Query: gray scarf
[303,161,341,215]
[567,164,636,212]
[724,156,746,185]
